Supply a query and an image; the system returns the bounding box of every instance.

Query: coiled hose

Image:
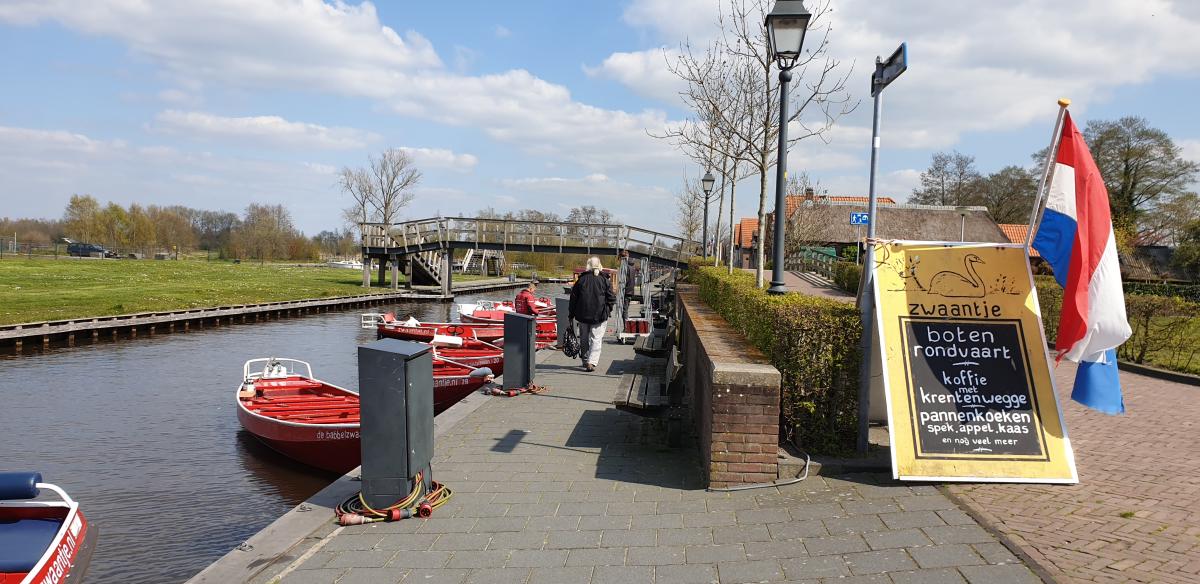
[334,471,453,525]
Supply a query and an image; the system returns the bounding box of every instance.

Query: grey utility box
[358,338,434,509]
[554,296,570,349]
[503,312,537,390]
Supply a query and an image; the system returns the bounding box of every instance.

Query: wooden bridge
[359,217,699,293]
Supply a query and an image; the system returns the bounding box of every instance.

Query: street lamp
[956,206,968,242]
[701,171,715,257]
[765,0,811,295]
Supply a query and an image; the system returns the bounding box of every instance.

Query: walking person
[569,257,615,372]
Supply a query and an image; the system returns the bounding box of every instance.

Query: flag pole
[1024,98,1072,248]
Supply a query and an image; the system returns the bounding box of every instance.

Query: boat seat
[0,517,61,572]
[254,379,323,390]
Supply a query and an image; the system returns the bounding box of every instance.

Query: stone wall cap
[711,361,781,386]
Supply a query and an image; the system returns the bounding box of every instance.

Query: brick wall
[678,286,782,488]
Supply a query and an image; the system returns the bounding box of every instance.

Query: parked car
[67,242,116,258]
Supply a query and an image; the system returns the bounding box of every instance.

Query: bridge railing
[361,217,701,265]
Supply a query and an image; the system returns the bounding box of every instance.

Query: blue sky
[1,0,1198,235]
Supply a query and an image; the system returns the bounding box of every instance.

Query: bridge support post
[377,258,387,287]
[390,255,399,290]
[440,252,452,297]
[406,256,414,289]
[362,257,371,288]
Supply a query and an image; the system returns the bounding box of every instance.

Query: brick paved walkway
[947,363,1200,584]
[277,335,1038,583]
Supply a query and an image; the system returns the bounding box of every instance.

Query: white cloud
[153,110,379,150]
[622,0,719,41]
[1179,139,1200,164]
[499,173,671,208]
[398,147,478,172]
[0,1,681,174]
[494,24,511,39]
[583,48,684,105]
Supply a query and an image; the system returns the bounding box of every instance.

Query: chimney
[804,187,815,203]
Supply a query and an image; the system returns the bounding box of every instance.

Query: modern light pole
[701,171,716,258]
[956,206,968,242]
[765,0,811,294]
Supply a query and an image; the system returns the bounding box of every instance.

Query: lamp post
[956,206,968,242]
[765,0,811,295]
[701,171,715,257]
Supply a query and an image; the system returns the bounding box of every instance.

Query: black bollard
[358,338,435,509]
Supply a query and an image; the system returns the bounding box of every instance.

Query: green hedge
[1035,276,1200,374]
[690,265,861,454]
[832,261,861,295]
[1124,281,1200,303]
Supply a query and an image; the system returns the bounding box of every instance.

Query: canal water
[0,290,517,583]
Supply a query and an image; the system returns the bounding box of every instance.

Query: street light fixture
[701,171,715,257]
[956,206,969,242]
[765,0,811,295]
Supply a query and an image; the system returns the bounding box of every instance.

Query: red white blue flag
[1032,112,1132,414]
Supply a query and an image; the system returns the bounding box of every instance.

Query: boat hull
[237,407,360,474]
[377,323,505,343]
[1,505,95,584]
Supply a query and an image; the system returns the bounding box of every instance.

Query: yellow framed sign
[872,241,1077,483]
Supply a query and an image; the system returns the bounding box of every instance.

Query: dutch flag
[1032,111,1132,415]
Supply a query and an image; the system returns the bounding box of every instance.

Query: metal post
[855,67,884,455]
[767,67,792,295]
[1024,99,1072,248]
[960,214,966,242]
[702,201,709,259]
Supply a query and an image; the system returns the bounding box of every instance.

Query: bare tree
[910,151,981,206]
[339,148,422,237]
[657,0,856,286]
[675,179,705,244]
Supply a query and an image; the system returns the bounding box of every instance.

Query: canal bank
[1,277,530,355]
[203,337,1042,584]
[0,288,527,584]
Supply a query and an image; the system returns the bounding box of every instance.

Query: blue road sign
[850,212,870,225]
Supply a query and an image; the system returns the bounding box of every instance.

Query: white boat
[326,259,364,270]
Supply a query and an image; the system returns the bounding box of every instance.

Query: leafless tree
[657,0,856,286]
[675,178,705,244]
[339,148,422,236]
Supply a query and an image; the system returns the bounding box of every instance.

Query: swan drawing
[925,254,986,298]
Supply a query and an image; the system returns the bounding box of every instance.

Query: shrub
[689,264,861,454]
[832,261,861,295]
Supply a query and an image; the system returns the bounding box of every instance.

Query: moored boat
[236,358,496,473]
[0,472,96,584]
[374,314,507,344]
[236,358,361,474]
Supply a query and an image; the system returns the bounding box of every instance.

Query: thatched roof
[782,202,1008,245]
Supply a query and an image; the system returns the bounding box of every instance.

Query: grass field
[0,258,494,325]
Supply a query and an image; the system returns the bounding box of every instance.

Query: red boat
[433,348,504,376]
[374,314,507,343]
[0,472,96,584]
[236,358,495,473]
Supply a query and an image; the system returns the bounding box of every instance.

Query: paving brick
[470,517,529,533]
[879,511,946,530]
[658,527,713,546]
[485,531,548,550]
[779,555,850,580]
[385,550,453,569]
[922,525,995,545]
[821,515,887,535]
[802,534,869,556]
[684,543,745,564]
[600,528,656,548]
[402,568,470,584]
[605,501,658,516]
[716,559,785,583]
[971,542,1019,565]
[842,549,917,575]
[544,530,602,549]
[463,567,532,584]
[591,565,654,584]
[335,567,407,584]
[527,566,593,584]
[894,495,960,512]
[320,533,383,551]
[958,564,1041,584]
[682,511,737,527]
[445,550,511,569]
[654,563,718,584]
[418,518,479,534]
[786,503,844,521]
[908,544,985,569]
[742,540,807,560]
[888,567,968,584]
[712,525,772,545]
[564,547,627,566]
[631,513,683,529]
[735,507,793,525]
[657,500,708,514]
[279,569,345,584]
[580,514,632,531]
[430,533,493,551]
[626,545,685,566]
[862,528,933,550]
[525,515,580,531]
[505,549,568,568]
[766,519,828,540]
[325,550,396,568]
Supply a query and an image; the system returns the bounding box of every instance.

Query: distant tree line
[0,195,367,262]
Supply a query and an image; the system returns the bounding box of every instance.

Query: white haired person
[568,256,616,372]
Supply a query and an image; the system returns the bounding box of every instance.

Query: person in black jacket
[568,256,616,371]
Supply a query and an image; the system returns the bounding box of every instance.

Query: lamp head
[766,0,811,70]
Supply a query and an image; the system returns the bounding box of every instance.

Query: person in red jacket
[514,280,541,316]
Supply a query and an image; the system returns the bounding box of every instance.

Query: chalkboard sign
[872,242,1076,483]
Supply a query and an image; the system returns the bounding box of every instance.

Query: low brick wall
[678,285,782,488]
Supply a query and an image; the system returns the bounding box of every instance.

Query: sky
[1,0,1199,235]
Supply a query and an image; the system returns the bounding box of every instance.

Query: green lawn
[0,258,394,325]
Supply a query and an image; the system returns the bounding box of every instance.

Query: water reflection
[0,291,512,583]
